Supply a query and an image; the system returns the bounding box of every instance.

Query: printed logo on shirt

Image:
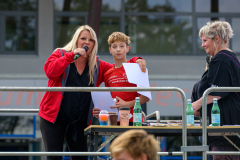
[107,73,128,84]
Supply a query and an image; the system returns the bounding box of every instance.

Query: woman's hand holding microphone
[74,46,89,59]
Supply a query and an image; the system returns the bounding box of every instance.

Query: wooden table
[84,125,240,160]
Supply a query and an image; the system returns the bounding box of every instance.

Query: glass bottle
[211,98,220,126]
[186,99,194,125]
[133,97,142,126]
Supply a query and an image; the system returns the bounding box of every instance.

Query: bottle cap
[213,98,218,101]
[100,110,109,115]
[136,97,140,100]
[119,107,130,110]
[187,99,191,102]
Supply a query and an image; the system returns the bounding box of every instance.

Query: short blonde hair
[108,32,130,47]
[199,20,234,47]
[110,130,159,160]
[61,25,98,85]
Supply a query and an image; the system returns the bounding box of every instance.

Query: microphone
[74,46,89,60]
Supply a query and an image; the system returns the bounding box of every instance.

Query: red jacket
[39,49,139,125]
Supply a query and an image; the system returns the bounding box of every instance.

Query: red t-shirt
[104,64,138,122]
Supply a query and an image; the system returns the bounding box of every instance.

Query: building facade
[0,0,240,133]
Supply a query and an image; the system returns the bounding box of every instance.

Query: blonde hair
[205,55,213,71]
[110,130,159,160]
[108,32,130,47]
[199,21,234,49]
[61,25,98,85]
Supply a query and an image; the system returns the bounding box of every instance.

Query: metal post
[178,89,187,160]
[202,89,208,160]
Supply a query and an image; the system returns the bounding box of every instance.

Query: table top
[84,125,240,136]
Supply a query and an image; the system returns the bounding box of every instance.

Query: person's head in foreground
[110,129,160,160]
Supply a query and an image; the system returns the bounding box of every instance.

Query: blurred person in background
[39,25,146,160]
[191,55,213,124]
[191,55,213,158]
[192,20,240,160]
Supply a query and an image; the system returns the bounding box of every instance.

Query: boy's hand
[93,108,101,118]
[136,59,146,73]
[110,96,131,109]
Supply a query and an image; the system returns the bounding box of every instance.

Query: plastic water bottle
[186,99,194,126]
[133,97,142,126]
[211,98,220,126]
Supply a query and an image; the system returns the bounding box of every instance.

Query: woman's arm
[192,95,221,115]
[44,49,75,80]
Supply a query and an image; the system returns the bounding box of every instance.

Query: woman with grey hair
[192,20,240,159]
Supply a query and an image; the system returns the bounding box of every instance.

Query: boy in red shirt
[93,32,149,123]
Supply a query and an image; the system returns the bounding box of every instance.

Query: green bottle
[133,97,142,126]
[211,98,220,126]
[186,99,194,125]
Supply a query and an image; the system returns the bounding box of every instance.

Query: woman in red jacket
[39,25,145,160]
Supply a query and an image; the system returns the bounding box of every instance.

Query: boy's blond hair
[110,129,159,160]
[108,32,131,47]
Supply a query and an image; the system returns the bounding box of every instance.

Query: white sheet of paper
[123,63,152,100]
[91,91,119,120]
[123,63,150,87]
[137,85,152,100]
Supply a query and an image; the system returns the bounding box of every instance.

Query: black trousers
[40,117,88,160]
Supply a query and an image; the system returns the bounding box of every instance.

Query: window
[54,0,90,12]
[53,0,240,55]
[98,17,120,52]
[126,15,192,55]
[102,0,121,12]
[196,0,240,13]
[54,0,89,48]
[125,0,191,12]
[55,17,85,48]
[232,19,240,53]
[0,0,37,55]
